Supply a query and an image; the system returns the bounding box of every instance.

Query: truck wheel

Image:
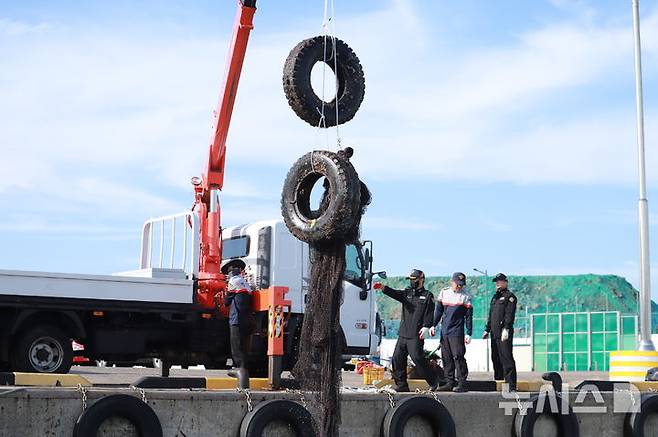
[11,325,73,373]
[283,36,365,127]
[281,150,361,244]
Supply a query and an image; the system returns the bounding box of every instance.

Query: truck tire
[283,36,365,127]
[11,324,73,373]
[239,400,317,437]
[73,394,162,437]
[281,150,361,244]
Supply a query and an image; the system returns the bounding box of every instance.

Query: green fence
[532,311,638,372]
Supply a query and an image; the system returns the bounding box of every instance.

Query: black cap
[492,273,508,282]
[452,272,466,286]
[407,269,424,280]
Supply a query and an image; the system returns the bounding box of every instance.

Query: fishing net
[292,177,370,437]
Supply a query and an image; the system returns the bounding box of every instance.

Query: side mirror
[373,271,387,279]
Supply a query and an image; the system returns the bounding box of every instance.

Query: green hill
[376,274,658,338]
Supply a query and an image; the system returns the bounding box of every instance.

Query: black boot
[393,383,410,392]
[238,367,250,389]
[452,381,468,393]
[436,381,454,392]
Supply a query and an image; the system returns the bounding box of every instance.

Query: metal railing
[140,211,200,277]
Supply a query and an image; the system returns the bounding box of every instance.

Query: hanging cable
[317,0,342,151]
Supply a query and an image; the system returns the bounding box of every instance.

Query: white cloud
[0,18,50,36]
[2,1,658,237]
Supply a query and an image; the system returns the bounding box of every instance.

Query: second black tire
[514,393,579,437]
[281,150,361,244]
[283,36,365,127]
[625,394,658,437]
[239,399,317,437]
[73,394,163,437]
[382,396,456,437]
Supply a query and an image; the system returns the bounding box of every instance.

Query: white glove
[501,328,509,342]
[482,331,489,339]
[464,335,471,344]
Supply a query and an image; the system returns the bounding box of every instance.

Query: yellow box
[363,367,385,385]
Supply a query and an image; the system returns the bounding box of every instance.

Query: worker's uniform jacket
[433,287,473,337]
[224,275,253,331]
[381,286,435,338]
[485,288,517,339]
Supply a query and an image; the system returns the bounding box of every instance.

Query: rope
[317,0,342,151]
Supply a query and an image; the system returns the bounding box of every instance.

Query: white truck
[221,220,381,360]
[0,212,381,374]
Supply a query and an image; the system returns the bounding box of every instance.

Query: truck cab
[222,220,380,357]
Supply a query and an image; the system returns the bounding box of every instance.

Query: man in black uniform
[379,269,438,392]
[482,273,517,391]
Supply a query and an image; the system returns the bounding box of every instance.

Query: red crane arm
[204,0,257,189]
[195,0,257,309]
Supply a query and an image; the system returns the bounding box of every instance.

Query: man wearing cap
[225,267,253,389]
[483,273,517,391]
[379,269,438,392]
[432,272,473,392]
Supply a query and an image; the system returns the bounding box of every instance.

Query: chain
[414,388,441,404]
[237,388,253,412]
[377,388,395,409]
[514,391,525,414]
[76,383,87,411]
[285,389,308,409]
[130,385,147,404]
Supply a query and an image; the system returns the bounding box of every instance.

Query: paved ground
[70,365,608,387]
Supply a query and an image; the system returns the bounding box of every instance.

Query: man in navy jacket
[432,272,473,392]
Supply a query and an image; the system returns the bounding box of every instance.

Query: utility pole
[631,0,655,351]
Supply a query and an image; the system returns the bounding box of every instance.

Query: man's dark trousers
[392,337,437,387]
[491,331,517,388]
[441,335,468,384]
[230,325,250,368]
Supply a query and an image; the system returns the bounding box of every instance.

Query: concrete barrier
[1,387,657,436]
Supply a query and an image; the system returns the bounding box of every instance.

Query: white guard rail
[140,211,200,278]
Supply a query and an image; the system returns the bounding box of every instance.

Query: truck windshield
[222,236,249,259]
[344,244,365,284]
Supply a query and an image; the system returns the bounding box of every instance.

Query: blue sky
[1,0,658,300]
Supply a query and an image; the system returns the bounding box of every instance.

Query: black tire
[239,399,317,437]
[281,150,361,244]
[382,396,456,437]
[283,36,365,127]
[73,394,162,437]
[625,394,658,437]
[514,392,579,437]
[10,324,73,374]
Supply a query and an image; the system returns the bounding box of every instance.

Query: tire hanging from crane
[283,36,366,127]
[281,147,370,437]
